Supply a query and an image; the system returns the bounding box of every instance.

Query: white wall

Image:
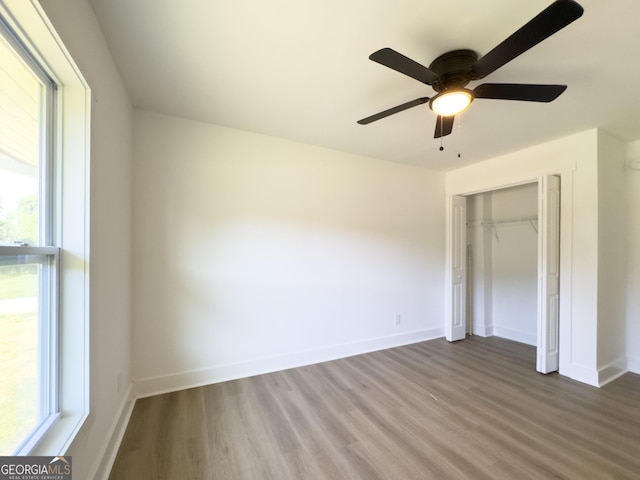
[491,184,539,345]
[626,139,640,374]
[596,131,627,378]
[132,110,446,396]
[38,1,133,478]
[467,184,538,346]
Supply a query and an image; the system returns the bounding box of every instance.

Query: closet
[466,183,538,346]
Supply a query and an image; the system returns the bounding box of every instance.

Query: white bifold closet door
[446,195,467,342]
[537,175,561,373]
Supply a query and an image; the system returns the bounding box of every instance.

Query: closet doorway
[446,176,560,374]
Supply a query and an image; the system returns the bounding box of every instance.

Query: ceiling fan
[357,0,584,138]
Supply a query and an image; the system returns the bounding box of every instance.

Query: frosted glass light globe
[430,89,473,116]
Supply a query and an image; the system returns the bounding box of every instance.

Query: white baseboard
[628,356,640,374]
[133,328,444,399]
[598,358,628,387]
[569,363,600,387]
[492,326,536,346]
[472,325,493,337]
[569,359,628,388]
[91,385,136,480]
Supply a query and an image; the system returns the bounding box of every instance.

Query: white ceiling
[88,0,640,170]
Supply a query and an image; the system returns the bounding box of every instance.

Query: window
[0,16,59,455]
[0,0,90,456]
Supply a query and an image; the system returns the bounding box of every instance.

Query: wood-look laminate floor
[109,336,640,479]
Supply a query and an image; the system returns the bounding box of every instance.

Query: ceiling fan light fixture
[430,89,474,116]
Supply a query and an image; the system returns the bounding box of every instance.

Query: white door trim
[445,173,572,377]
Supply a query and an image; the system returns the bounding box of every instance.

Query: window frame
[0,0,91,456]
[0,13,60,455]
[0,248,60,454]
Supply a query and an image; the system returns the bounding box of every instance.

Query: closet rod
[481,215,538,227]
[469,215,538,241]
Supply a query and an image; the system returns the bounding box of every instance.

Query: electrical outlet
[395,314,401,325]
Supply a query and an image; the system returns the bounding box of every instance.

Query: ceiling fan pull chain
[439,116,444,151]
[458,115,462,158]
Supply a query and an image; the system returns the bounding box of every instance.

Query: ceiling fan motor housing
[428,49,479,92]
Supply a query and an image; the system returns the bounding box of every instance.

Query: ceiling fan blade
[472,0,584,79]
[474,83,567,102]
[357,97,430,125]
[369,48,440,85]
[434,115,455,138]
